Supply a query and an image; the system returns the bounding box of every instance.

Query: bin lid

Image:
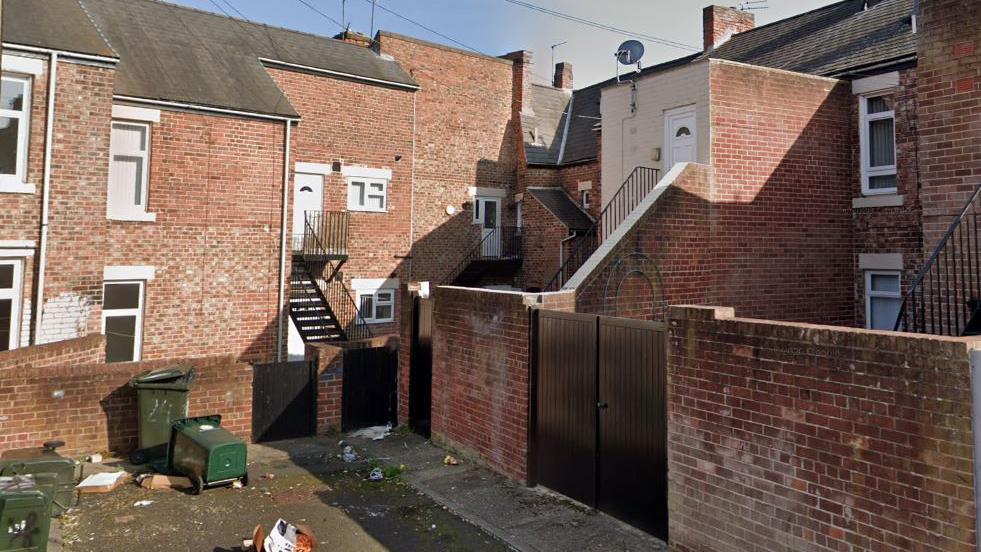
[130,366,195,388]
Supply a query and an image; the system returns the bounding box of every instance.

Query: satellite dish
[616,40,645,65]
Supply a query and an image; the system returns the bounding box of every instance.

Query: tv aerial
[615,40,645,83]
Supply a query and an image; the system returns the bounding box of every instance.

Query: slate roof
[3,0,117,58]
[527,188,594,231]
[522,85,572,166]
[3,0,417,118]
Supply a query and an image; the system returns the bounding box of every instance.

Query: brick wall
[0,339,253,456]
[520,192,568,290]
[667,305,979,552]
[917,0,981,249]
[307,342,346,434]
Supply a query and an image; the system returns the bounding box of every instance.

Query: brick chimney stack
[553,62,573,89]
[703,5,755,52]
[333,29,373,47]
[502,50,535,115]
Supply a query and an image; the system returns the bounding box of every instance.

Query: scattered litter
[342,446,358,463]
[132,500,154,507]
[262,473,276,480]
[368,467,384,481]
[430,524,437,530]
[443,455,459,466]
[232,480,244,489]
[350,423,392,441]
[77,471,128,494]
[262,518,317,552]
[114,515,136,524]
[139,474,193,491]
[87,453,103,464]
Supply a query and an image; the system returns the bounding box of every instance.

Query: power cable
[293,0,347,31]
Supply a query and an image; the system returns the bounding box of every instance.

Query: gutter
[258,57,420,91]
[277,122,292,362]
[33,52,58,343]
[112,95,299,122]
[2,43,117,65]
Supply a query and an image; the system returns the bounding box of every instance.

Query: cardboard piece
[140,474,193,490]
[77,471,129,493]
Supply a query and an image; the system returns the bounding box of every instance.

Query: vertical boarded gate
[531,310,668,540]
[252,361,317,443]
[341,345,398,431]
[409,296,434,437]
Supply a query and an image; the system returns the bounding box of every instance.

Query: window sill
[108,211,157,222]
[364,319,394,325]
[347,208,388,214]
[0,181,37,194]
[853,194,904,209]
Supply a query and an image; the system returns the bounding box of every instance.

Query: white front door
[474,197,501,257]
[664,106,697,171]
[293,173,324,248]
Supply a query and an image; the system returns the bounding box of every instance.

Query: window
[865,270,902,331]
[0,260,23,351]
[0,74,31,187]
[581,190,590,209]
[347,178,387,212]
[108,121,154,220]
[860,94,897,195]
[358,289,395,323]
[102,281,145,362]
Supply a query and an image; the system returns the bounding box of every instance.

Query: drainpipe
[33,52,58,344]
[276,121,292,362]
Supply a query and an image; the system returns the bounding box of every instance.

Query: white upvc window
[865,270,902,331]
[0,74,33,192]
[108,121,155,221]
[347,177,388,212]
[860,93,897,195]
[102,280,145,362]
[0,259,23,351]
[352,278,397,324]
[581,190,590,209]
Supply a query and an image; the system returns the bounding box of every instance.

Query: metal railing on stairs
[894,183,981,336]
[442,226,523,285]
[542,166,660,292]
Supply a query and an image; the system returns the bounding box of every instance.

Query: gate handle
[597,401,609,409]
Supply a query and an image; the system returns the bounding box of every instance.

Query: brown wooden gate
[530,309,668,539]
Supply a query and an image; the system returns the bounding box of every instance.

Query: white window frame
[102,280,145,362]
[0,258,23,351]
[107,120,156,222]
[581,190,590,209]
[0,73,34,193]
[352,278,397,324]
[346,177,388,213]
[357,289,395,324]
[859,93,898,196]
[864,270,902,331]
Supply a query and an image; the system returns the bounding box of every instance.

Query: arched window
[675,126,691,137]
[299,186,313,193]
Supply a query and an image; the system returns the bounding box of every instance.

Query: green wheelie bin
[0,441,77,517]
[128,367,195,470]
[0,476,51,552]
[168,415,248,494]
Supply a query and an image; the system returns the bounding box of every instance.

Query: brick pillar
[702,5,755,52]
[502,50,534,115]
[553,62,573,89]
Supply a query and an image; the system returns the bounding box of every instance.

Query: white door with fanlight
[474,197,501,258]
[664,106,697,171]
[293,173,324,249]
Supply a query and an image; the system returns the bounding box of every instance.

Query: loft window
[103,281,145,362]
[860,94,897,195]
[0,259,23,351]
[347,177,387,212]
[865,270,902,331]
[0,74,31,188]
[108,121,154,220]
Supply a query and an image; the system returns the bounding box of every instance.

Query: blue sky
[168,0,841,87]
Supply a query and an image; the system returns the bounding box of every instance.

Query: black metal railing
[543,166,660,291]
[442,226,523,285]
[299,215,372,341]
[304,210,350,258]
[895,183,981,336]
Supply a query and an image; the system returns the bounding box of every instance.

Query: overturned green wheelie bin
[0,476,52,552]
[0,441,77,517]
[168,415,248,494]
[128,367,195,470]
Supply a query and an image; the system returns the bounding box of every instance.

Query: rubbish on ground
[242,539,254,551]
[232,480,243,489]
[262,518,317,552]
[139,474,193,490]
[77,471,128,493]
[251,524,265,551]
[132,500,154,507]
[87,453,103,464]
[443,455,459,466]
[262,473,276,480]
[350,423,392,441]
[114,515,136,524]
[342,446,357,463]
[368,467,384,481]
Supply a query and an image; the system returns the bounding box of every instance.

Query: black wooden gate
[531,309,668,539]
[252,360,317,443]
[341,345,398,431]
[409,296,434,437]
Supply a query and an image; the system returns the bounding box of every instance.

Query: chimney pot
[703,5,755,52]
[553,62,573,89]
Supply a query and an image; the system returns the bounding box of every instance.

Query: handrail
[894,183,981,335]
[442,226,523,285]
[543,166,660,292]
[303,211,349,258]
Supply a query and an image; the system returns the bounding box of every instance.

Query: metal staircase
[894,183,981,336]
[442,226,523,287]
[290,211,372,343]
[542,166,660,292]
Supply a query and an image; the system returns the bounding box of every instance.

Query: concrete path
[353,431,668,552]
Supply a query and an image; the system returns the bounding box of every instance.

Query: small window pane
[0,265,13,289]
[375,304,393,321]
[870,296,902,330]
[105,315,136,362]
[112,123,147,153]
[0,79,25,111]
[369,182,384,193]
[869,118,895,167]
[869,174,897,190]
[675,126,691,137]
[369,195,385,210]
[376,292,393,302]
[351,181,365,206]
[870,274,900,293]
[360,295,374,317]
[104,283,141,310]
[0,117,20,175]
[0,299,10,352]
[867,96,893,114]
